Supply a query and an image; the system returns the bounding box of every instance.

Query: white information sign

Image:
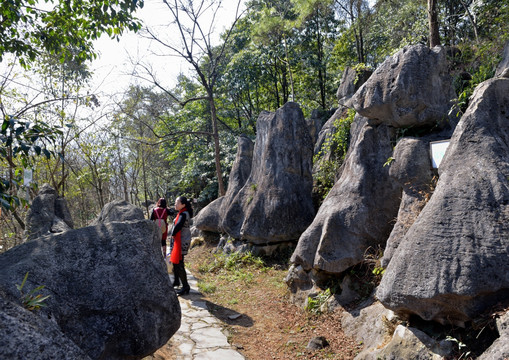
[430,140,450,169]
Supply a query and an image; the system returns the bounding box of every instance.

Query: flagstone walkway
[160,272,246,360]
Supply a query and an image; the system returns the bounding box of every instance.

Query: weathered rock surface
[290,115,400,274]
[193,197,224,233]
[91,199,145,225]
[221,102,315,244]
[360,325,454,360]
[0,215,180,359]
[219,135,254,233]
[341,300,394,354]
[24,184,74,240]
[0,296,92,359]
[377,77,509,325]
[478,311,509,360]
[380,137,434,268]
[352,44,455,128]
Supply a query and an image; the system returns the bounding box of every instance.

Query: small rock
[306,336,329,350]
[228,313,242,320]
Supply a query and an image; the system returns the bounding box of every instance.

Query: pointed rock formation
[377,77,509,325]
[221,102,315,244]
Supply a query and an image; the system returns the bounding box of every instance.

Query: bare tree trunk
[282,35,295,102]
[459,0,479,44]
[141,148,150,217]
[428,0,441,47]
[209,94,226,197]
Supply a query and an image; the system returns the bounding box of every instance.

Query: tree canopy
[0,0,144,67]
[1,0,508,251]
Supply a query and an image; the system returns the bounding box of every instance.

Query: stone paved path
[165,271,246,360]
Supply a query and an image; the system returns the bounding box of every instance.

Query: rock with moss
[290,115,400,274]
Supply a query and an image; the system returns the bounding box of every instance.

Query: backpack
[154,208,167,235]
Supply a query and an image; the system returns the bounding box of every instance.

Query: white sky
[90,0,246,99]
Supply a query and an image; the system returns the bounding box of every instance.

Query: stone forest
[1,1,509,359]
[1,41,508,359]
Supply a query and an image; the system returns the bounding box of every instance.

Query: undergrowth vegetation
[186,243,363,359]
[313,108,356,204]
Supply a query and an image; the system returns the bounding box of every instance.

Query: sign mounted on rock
[430,140,450,169]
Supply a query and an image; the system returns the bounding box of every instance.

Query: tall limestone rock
[24,184,74,240]
[287,44,456,304]
[380,137,434,268]
[221,102,315,244]
[377,76,509,326]
[290,115,399,274]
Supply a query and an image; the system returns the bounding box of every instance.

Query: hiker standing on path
[150,198,171,256]
[169,196,193,296]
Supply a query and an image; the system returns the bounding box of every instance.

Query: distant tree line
[1,0,507,251]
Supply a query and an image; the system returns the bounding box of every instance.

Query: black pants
[173,258,189,289]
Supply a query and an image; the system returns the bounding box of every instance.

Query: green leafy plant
[305,288,332,315]
[372,266,386,277]
[446,336,471,360]
[313,109,356,201]
[197,281,217,294]
[16,272,50,311]
[383,157,395,167]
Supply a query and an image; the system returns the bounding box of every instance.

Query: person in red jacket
[150,198,170,256]
[169,196,193,296]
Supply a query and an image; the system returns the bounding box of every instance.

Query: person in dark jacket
[150,198,170,256]
[169,196,193,296]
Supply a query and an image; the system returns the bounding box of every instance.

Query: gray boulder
[290,115,401,274]
[359,325,453,360]
[478,311,509,360]
[193,197,224,233]
[352,44,455,128]
[0,296,92,359]
[221,102,315,244]
[377,77,509,326]
[91,199,144,224]
[341,300,395,354]
[0,219,180,359]
[380,137,434,268]
[24,184,73,240]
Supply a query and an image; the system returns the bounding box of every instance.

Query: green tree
[0,0,144,67]
[138,0,245,197]
[250,0,299,104]
[292,0,339,110]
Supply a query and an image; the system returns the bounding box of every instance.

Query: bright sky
[90,0,246,99]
